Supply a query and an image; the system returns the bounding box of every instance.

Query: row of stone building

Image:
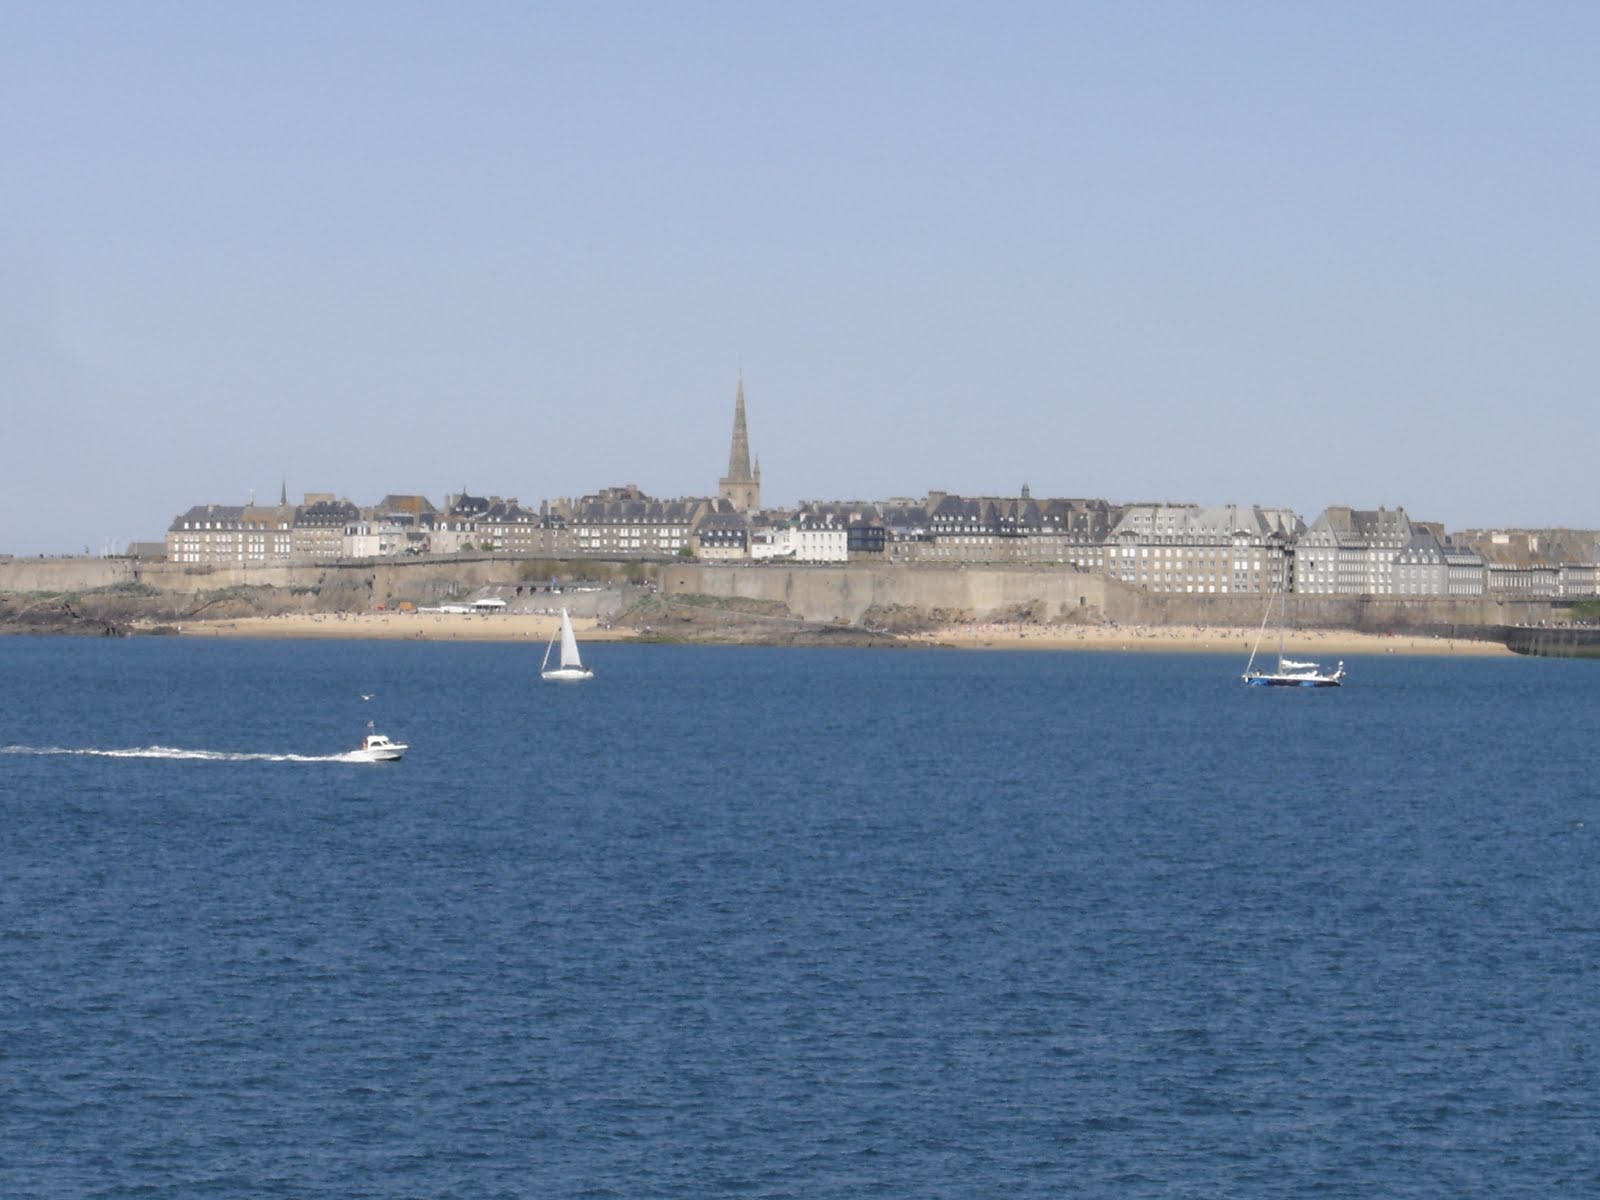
[162,484,1600,600]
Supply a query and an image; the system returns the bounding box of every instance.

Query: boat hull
[351,745,407,761]
[1245,674,1341,688]
[541,668,593,682]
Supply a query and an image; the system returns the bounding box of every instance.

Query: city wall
[658,562,1109,624]
[0,556,533,607]
[659,563,1547,633]
[2,556,1554,633]
[0,558,138,593]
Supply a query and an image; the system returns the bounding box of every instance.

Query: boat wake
[1,744,372,764]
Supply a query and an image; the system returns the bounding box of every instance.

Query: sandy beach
[144,611,1513,656]
[903,621,1512,656]
[147,611,635,644]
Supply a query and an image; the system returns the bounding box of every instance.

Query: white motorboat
[541,607,594,681]
[351,721,407,762]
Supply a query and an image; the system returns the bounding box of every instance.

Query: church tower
[718,374,761,513]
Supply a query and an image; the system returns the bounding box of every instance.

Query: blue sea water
[2,635,1599,1198]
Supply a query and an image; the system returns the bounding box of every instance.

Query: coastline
[137,612,1514,656]
[904,622,1511,656]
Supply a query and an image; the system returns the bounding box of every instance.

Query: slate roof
[1111,503,1291,541]
[480,500,540,524]
[295,500,360,527]
[572,496,708,524]
[1308,506,1412,543]
[1458,529,1600,568]
[169,504,245,531]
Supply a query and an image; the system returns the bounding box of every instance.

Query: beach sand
[903,622,1511,656]
[146,611,633,644]
[144,611,1513,656]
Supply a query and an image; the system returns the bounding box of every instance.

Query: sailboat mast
[1277,586,1286,671]
[1245,587,1273,677]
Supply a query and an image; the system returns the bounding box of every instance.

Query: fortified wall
[658,562,1108,625]
[659,563,1546,633]
[0,555,533,610]
[2,556,1553,633]
[1094,578,1529,633]
[0,558,137,593]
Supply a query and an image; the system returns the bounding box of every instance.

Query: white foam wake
[1,744,369,764]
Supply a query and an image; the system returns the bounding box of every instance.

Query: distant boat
[1243,588,1345,688]
[541,608,594,681]
[351,720,407,761]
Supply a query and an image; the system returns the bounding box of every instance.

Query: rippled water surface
[3,636,1599,1197]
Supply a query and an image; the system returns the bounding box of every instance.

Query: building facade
[1106,504,1296,594]
[1294,507,1413,595]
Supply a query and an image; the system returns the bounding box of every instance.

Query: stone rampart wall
[0,555,532,606]
[0,558,136,593]
[3,556,1554,633]
[659,563,1109,624]
[660,563,1546,633]
[1097,578,1538,632]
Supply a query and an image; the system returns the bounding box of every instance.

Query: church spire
[727,373,752,480]
[718,373,760,513]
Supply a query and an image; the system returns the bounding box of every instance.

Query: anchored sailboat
[541,608,594,682]
[1243,587,1345,688]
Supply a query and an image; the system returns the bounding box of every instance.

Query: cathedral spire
[727,373,752,480]
[718,373,760,513]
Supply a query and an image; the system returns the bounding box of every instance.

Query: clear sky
[4,1,1597,555]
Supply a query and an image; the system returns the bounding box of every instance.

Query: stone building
[880,501,932,562]
[1457,529,1600,599]
[1106,503,1296,595]
[1294,506,1413,595]
[475,499,568,556]
[567,485,712,558]
[905,490,1111,566]
[693,507,750,560]
[167,488,337,566]
[167,504,247,565]
[293,498,360,560]
[430,492,491,554]
[239,485,297,563]
[1391,526,1486,597]
[343,494,438,558]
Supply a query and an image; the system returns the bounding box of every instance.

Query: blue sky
[4,1,1597,555]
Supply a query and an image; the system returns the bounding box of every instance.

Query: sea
[2,635,1598,1198]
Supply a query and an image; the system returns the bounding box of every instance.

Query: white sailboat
[541,608,594,681]
[1242,587,1345,688]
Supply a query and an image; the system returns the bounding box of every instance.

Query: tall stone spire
[718,373,760,513]
[727,374,752,479]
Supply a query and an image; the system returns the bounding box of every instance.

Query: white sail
[541,607,594,681]
[559,609,583,669]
